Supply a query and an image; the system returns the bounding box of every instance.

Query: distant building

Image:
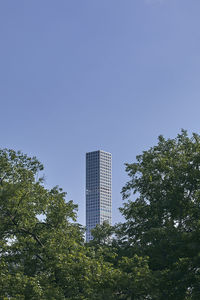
[86,150,112,242]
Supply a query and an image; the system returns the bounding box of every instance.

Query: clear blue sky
[1,0,200,225]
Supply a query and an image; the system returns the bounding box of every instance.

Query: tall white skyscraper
[86,150,112,242]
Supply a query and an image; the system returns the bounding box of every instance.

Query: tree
[119,130,200,299]
[0,149,151,300]
[87,223,152,299]
[0,149,87,299]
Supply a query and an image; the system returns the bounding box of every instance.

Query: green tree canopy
[119,130,200,299]
[3,130,199,300]
[0,149,152,299]
[0,149,87,299]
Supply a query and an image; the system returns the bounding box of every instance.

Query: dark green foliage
[119,130,200,299]
[0,149,84,299]
[0,149,150,299]
[2,130,200,299]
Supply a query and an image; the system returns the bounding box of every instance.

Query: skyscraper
[86,150,112,242]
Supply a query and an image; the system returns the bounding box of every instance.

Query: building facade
[86,150,112,242]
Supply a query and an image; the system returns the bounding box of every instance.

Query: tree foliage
[2,130,200,299]
[0,149,149,299]
[119,130,200,299]
[0,149,85,299]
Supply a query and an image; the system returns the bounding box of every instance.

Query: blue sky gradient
[1,0,200,225]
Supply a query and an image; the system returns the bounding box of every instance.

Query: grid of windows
[86,150,112,242]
